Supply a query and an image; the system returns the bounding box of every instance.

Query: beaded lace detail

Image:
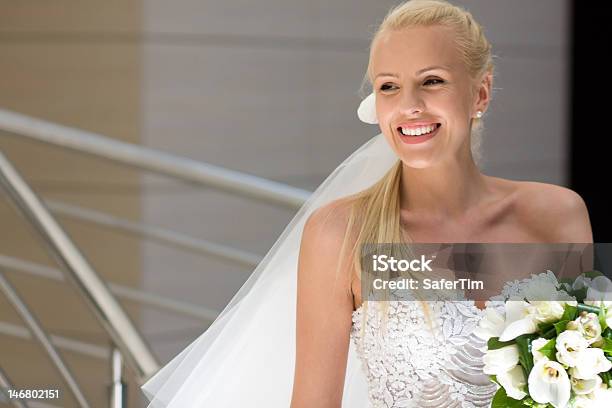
[350,300,499,407]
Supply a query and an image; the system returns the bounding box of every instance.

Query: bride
[141,1,593,407]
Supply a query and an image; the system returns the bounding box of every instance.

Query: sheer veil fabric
[141,133,398,407]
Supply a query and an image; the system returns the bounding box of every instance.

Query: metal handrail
[0,152,158,383]
[0,320,110,360]
[0,107,314,401]
[0,108,310,209]
[46,200,262,268]
[0,255,219,321]
[0,270,90,407]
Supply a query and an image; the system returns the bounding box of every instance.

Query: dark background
[569,1,611,242]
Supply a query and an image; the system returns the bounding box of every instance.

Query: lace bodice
[350,300,499,408]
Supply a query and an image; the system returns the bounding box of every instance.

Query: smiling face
[370,25,485,168]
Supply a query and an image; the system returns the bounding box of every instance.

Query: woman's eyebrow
[374,72,399,80]
[374,65,451,80]
[416,65,451,75]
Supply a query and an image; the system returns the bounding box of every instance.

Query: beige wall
[0,2,144,407]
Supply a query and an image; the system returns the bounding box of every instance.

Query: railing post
[109,347,126,408]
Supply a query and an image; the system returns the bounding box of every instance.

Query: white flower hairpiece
[357,92,378,124]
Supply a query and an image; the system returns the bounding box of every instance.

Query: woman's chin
[399,157,436,169]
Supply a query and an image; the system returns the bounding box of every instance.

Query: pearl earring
[475,110,483,119]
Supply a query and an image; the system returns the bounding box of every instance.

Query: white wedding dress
[347,269,584,408]
[140,134,503,407]
[350,299,498,408]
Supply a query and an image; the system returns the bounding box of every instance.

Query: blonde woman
[141,1,592,407]
[291,1,592,407]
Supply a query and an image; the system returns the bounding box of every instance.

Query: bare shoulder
[299,197,358,295]
[514,181,593,243]
[515,181,588,216]
[303,197,357,247]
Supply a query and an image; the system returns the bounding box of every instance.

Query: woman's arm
[290,202,356,408]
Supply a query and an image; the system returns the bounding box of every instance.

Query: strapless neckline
[352,298,487,316]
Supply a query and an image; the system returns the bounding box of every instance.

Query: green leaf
[537,321,554,334]
[488,337,516,350]
[561,304,578,321]
[554,320,569,335]
[603,338,612,355]
[491,386,528,408]
[542,327,557,339]
[536,338,557,361]
[600,371,612,387]
[537,321,553,330]
[604,327,612,339]
[516,334,537,378]
[599,305,609,331]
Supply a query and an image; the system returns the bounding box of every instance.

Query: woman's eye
[425,78,444,85]
[379,79,443,91]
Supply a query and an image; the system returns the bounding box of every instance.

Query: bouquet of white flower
[475,270,612,408]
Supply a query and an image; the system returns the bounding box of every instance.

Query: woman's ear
[473,72,493,115]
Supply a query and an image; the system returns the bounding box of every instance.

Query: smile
[396,123,441,144]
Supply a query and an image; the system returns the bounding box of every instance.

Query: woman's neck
[399,157,490,221]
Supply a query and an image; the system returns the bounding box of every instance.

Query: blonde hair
[361,0,496,169]
[344,0,497,339]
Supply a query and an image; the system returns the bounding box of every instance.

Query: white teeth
[400,124,437,136]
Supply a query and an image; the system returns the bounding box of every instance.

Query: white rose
[528,359,571,408]
[555,330,589,368]
[570,348,612,379]
[574,312,603,345]
[571,374,602,395]
[528,301,566,324]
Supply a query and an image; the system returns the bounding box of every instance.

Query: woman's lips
[397,123,441,144]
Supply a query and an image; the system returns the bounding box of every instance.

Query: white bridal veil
[141,131,399,407]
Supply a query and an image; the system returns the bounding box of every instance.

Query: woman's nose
[398,90,424,115]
